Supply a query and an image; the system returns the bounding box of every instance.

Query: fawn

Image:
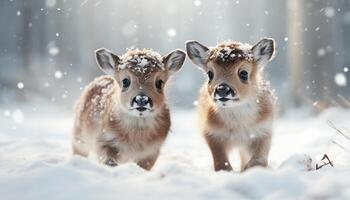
[186,38,276,171]
[72,48,186,170]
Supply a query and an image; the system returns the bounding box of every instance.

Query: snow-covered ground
[1,105,350,200]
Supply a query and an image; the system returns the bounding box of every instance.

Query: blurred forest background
[0,0,350,114]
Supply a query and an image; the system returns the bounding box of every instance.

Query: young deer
[186,38,276,171]
[72,48,185,170]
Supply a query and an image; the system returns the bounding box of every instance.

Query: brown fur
[71,48,184,170]
[188,40,276,172]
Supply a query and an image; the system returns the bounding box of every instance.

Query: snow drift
[1,106,350,200]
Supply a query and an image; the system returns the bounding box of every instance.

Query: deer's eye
[207,71,214,83]
[238,70,249,83]
[122,78,131,88]
[155,79,164,90]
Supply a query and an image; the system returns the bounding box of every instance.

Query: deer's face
[206,59,257,107]
[95,49,186,117]
[186,38,275,108]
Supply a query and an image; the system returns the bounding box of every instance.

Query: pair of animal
[72,38,276,172]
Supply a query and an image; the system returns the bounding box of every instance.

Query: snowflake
[334,73,347,87]
[167,28,177,37]
[3,110,11,117]
[54,70,63,79]
[324,7,335,18]
[48,41,59,56]
[317,48,326,57]
[17,82,24,89]
[193,0,201,7]
[12,109,24,124]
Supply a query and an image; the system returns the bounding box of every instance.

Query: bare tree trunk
[287,0,336,110]
[21,1,32,74]
[287,0,303,107]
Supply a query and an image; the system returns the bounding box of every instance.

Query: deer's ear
[95,48,120,75]
[163,49,186,75]
[186,40,209,71]
[251,38,275,66]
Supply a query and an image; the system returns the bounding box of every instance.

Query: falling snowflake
[344,67,349,72]
[48,41,59,56]
[167,28,177,37]
[76,77,83,83]
[62,93,67,99]
[284,37,289,42]
[12,109,24,124]
[334,73,347,87]
[17,82,24,89]
[317,48,326,57]
[324,7,335,18]
[193,0,201,7]
[16,11,21,16]
[54,70,63,79]
[3,110,11,117]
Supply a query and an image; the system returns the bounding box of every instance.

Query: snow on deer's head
[95,48,185,117]
[186,38,275,108]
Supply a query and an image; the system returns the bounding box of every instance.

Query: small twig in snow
[316,154,334,170]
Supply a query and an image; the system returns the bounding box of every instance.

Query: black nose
[215,83,235,98]
[132,95,152,108]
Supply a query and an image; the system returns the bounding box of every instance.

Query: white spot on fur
[87,78,115,121]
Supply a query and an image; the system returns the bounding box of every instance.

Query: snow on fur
[119,49,164,74]
[85,76,115,121]
[209,41,254,62]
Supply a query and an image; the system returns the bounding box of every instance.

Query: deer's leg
[205,134,232,171]
[97,143,120,167]
[72,126,89,157]
[137,150,160,171]
[72,144,89,157]
[243,133,271,171]
[239,149,250,172]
